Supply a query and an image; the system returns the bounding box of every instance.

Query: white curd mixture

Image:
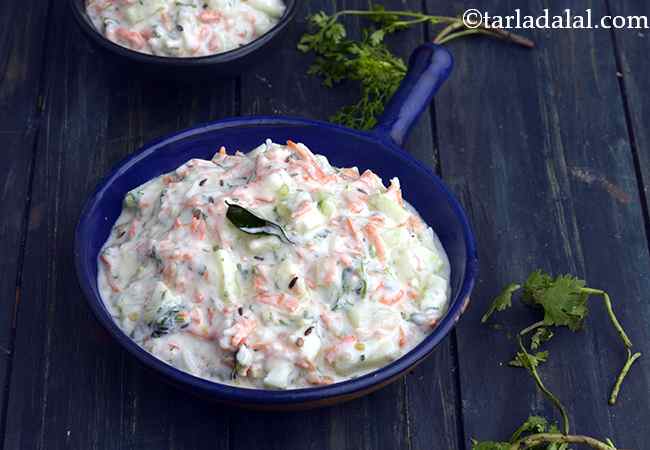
[98,140,451,389]
[86,0,286,57]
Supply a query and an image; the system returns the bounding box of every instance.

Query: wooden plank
[0,0,53,439]
[607,2,650,233]
[232,1,461,450]
[3,3,238,449]
[428,0,650,447]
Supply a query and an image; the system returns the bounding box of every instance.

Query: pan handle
[372,43,453,148]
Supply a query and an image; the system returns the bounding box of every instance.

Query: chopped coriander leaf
[481,283,520,323]
[508,415,549,442]
[527,274,589,331]
[509,350,548,368]
[530,327,554,350]
[514,338,570,435]
[470,441,510,450]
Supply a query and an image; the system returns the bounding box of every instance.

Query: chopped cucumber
[275,259,300,291]
[346,301,401,330]
[317,196,336,218]
[246,0,286,18]
[393,246,442,281]
[263,360,293,389]
[332,334,400,375]
[419,273,449,312]
[248,235,281,253]
[381,227,411,248]
[293,205,325,233]
[277,183,290,199]
[263,170,294,193]
[124,0,167,24]
[216,249,239,303]
[368,192,410,224]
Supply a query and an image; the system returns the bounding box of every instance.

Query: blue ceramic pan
[75,43,478,409]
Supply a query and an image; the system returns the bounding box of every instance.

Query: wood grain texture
[2,2,238,449]
[429,0,650,448]
[607,0,650,237]
[0,0,52,432]
[232,1,461,449]
[2,0,649,448]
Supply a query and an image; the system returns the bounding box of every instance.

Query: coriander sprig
[483,270,641,404]
[472,414,620,450]
[475,270,641,449]
[298,6,533,130]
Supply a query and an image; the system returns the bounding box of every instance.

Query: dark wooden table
[2,1,649,449]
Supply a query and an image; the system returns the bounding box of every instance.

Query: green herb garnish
[298,6,533,130]
[484,270,640,405]
[481,282,520,323]
[123,190,143,209]
[225,201,293,244]
[150,306,189,338]
[474,270,641,449]
[471,414,619,450]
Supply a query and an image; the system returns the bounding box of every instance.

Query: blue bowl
[75,44,478,409]
[69,0,298,78]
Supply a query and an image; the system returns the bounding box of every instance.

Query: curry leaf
[225,202,294,244]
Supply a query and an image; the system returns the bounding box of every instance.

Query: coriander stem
[436,26,535,48]
[328,9,535,49]
[609,349,642,405]
[579,287,641,405]
[519,320,546,337]
[391,17,433,27]
[517,337,570,435]
[433,21,464,43]
[581,288,632,348]
[510,433,620,450]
